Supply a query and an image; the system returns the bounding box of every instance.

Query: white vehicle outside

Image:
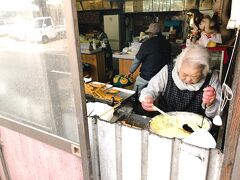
[27,17,66,43]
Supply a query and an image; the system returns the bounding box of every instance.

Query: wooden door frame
[65,0,92,179]
[0,1,93,179]
[221,30,240,180]
[0,143,10,180]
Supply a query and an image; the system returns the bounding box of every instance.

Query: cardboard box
[103,1,111,9]
[133,0,143,12]
[152,0,159,12]
[76,2,83,11]
[143,0,152,12]
[171,1,184,11]
[82,1,103,10]
[124,1,134,12]
[185,0,195,10]
[111,2,121,9]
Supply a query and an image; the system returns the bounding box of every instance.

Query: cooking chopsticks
[152,105,171,118]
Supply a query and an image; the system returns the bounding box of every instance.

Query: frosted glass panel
[0,0,79,142]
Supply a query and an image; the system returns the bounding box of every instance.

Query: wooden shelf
[118,58,140,82]
[81,51,106,82]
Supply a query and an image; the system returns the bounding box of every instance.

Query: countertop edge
[113,53,136,60]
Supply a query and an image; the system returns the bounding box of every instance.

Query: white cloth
[86,102,114,121]
[198,33,222,47]
[183,129,216,149]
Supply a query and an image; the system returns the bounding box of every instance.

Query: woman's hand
[141,96,154,111]
[202,86,216,107]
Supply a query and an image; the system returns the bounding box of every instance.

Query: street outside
[0,35,79,141]
[0,35,68,53]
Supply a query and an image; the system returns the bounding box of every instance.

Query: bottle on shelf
[89,41,93,51]
[92,39,97,50]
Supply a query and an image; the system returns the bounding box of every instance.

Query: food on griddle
[88,82,106,88]
[84,83,123,102]
[105,89,120,94]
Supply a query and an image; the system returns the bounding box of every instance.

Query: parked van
[27,17,66,43]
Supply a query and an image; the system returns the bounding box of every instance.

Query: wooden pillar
[221,32,240,180]
[34,0,49,17]
[213,0,235,45]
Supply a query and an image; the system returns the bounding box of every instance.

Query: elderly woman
[139,45,221,118]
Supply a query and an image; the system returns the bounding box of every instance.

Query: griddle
[86,87,135,106]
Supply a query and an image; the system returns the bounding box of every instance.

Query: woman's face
[199,18,210,31]
[179,61,203,84]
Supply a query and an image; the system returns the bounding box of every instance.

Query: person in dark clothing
[93,27,113,81]
[128,23,171,93]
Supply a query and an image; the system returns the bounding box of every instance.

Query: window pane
[44,18,52,26]
[0,0,80,142]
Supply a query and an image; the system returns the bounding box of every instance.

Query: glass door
[0,0,91,179]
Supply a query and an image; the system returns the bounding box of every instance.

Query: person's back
[128,23,171,93]
[137,33,171,81]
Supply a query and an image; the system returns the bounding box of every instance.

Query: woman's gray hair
[175,45,210,76]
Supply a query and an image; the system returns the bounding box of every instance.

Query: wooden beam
[66,0,93,179]
[221,32,240,180]
[80,1,84,11]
